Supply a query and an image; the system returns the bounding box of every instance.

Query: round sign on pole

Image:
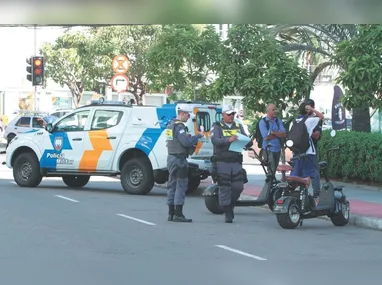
[111,73,129,92]
[112,55,130,74]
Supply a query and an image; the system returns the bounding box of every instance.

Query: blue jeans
[311,155,321,194]
[291,154,320,194]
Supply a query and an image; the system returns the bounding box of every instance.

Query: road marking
[215,245,267,261]
[117,214,156,226]
[55,195,79,203]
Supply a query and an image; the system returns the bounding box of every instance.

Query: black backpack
[287,116,310,153]
[254,117,281,148]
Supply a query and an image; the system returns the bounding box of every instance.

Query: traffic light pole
[33,25,38,112]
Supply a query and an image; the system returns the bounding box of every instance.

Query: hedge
[318,129,382,183]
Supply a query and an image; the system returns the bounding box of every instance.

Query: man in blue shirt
[259,103,286,173]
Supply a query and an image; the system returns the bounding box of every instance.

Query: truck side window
[55,110,90,132]
[91,110,123,130]
[196,112,211,132]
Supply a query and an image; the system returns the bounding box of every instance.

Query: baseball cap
[177,104,192,112]
[222,104,235,115]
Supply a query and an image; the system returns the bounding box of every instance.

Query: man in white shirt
[290,102,324,199]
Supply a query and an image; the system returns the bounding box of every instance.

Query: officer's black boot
[230,202,235,219]
[168,205,175,221]
[173,205,192,222]
[224,205,234,223]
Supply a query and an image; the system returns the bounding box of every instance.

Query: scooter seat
[286,176,311,187]
[277,164,294,172]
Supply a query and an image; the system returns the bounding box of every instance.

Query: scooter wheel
[205,195,224,215]
[276,200,301,229]
[330,201,350,226]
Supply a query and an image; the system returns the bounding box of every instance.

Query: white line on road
[117,214,156,226]
[55,195,79,203]
[215,245,267,261]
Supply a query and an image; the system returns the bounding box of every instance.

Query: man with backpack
[256,103,286,174]
[305,99,323,195]
[288,100,324,200]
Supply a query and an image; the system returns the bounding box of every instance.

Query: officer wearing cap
[211,105,253,223]
[166,106,205,222]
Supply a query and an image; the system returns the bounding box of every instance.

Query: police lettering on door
[45,136,74,165]
[46,153,74,165]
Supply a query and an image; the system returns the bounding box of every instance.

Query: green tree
[269,24,376,132]
[88,25,162,105]
[41,25,162,106]
[215,24,312,119]
[40,31,90,107]
[147,24,222,102]
[270,24,358,83]
[333,24,382,132]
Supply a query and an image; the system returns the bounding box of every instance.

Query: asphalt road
[0,157,381,284]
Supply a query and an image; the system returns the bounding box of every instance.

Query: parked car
[3,113,58,147]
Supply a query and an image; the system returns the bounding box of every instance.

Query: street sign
[112,55,130,74]
[111,73,129,92]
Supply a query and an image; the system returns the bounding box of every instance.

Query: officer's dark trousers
[216,162,244,207]
[167,155,188,206]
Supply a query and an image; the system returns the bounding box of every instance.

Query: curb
[239,194,382,232]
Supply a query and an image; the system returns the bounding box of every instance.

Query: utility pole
[33,25,38,111]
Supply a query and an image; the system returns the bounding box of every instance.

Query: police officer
[166,106,204,222]
[211,105,253,223]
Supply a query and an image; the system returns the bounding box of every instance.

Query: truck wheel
[62,175,90,188]
[121,158,154,195]
[330,201,350,226]
[276,200,301,229]
[187,177,201,194]
[13,152,42,187]
[205,195,224,214]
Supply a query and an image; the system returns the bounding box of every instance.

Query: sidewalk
[200,168,382,231]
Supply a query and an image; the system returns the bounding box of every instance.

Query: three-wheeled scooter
[273,130,350,229]
[203,144,285,214]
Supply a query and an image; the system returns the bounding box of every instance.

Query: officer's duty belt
[211,154,243,163]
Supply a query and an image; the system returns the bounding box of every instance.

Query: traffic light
[31,56,44,86]
[26,56,44,86]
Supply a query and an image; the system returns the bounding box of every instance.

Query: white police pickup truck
[4,99,215,195]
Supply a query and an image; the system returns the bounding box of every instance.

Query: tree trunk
[137,90,145,106]
[352,106,371,132]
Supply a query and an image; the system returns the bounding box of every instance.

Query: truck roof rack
[175,100,220,105]
[16,111,50,116]
[78,97,133,108]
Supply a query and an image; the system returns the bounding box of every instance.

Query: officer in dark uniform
[166,106,204,222]
[211,105,253,223]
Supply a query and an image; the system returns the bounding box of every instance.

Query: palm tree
[270,24,358,80]
[268,25,371,132]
